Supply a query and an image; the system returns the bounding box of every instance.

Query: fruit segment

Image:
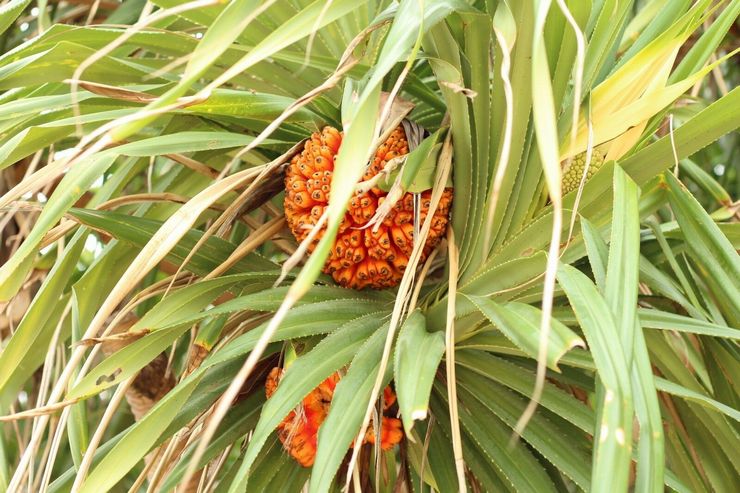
[284,125,453,289]
[266,367,403,467]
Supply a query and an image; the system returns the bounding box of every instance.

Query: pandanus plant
[0,0,738,492]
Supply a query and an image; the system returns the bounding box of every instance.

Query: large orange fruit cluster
[266,367,403,467]
[284,125,453,289]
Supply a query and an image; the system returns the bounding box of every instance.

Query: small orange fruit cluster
[284,125,453,289]
[266,367,403,467]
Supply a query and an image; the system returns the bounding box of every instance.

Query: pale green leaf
[393,310,445,433]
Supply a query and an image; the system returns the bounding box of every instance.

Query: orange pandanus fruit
[284,125,453,289]
[265,368,403,467]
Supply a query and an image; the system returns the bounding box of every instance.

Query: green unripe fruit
[562,148,605,195]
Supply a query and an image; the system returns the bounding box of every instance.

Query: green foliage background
[0,0,738,492]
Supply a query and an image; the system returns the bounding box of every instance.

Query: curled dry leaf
[68,80,159,103]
